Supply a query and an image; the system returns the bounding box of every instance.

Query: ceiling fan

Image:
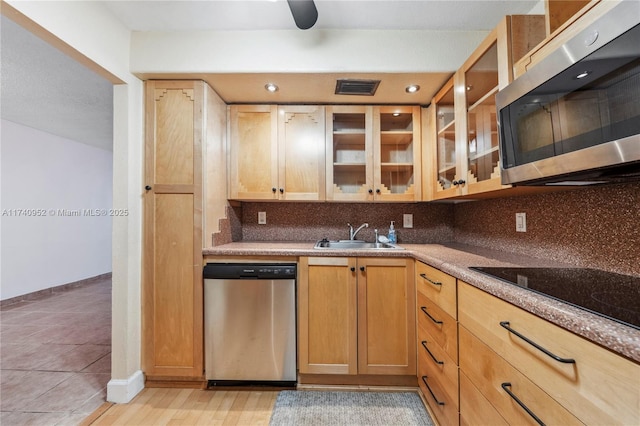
[287,0,318,30]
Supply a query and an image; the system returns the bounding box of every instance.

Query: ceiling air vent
[335,79,380,96]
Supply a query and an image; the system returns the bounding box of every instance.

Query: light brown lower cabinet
[418,326,459,426]
[459,325,582,425]
[415,268,639,426]
[458,280,640,425]
[298,256,416,378]
[415,262,459,426]
[459,371,507,426]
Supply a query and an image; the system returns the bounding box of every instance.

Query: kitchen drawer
[418,360,459,426]
[418,324,458,405]
[417,291,458,363]
[459,371,507,426]
[459,281,640,425]
[459,325,583,426]
[415,262,457,319]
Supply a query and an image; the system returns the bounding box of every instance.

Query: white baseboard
[107,370,145,403]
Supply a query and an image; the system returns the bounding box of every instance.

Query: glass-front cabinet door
[424,16,544,201]
[373,106,421,201]
[327,105,420,202]
[326,106,374,201]
[433,77,461,199]
[464,40,502,192]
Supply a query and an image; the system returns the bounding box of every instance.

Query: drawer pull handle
[420,307,443,325]
[419,273,442,287]
[421,341,444,365]
[499,321,575,364]
[501,383,545,426]
[421,376,445,406]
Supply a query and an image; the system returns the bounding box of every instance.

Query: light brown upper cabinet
[514,0,597,79]
[326,105,421,202]
[462,30,506,196]
[425,15,545,201]
[229,104,325,201]
[429,77,462,199]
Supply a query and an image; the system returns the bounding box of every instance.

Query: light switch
[258,211,267,225]
[403,214,413,228]
[516,212,526,232]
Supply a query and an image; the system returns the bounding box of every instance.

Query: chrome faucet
[347,223,369,240]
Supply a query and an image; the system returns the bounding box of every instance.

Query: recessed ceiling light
[466,85,473,91]
[405,84,420,94]
[393,112,401,116]
[265,83,279,92]
[575,71,591,79]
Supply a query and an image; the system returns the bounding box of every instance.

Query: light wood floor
[83,388,278,426]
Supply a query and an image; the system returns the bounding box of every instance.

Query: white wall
[5,0,146,403]
[131,29,487,74]
[0,119,113,300]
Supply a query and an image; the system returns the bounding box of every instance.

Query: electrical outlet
[516,212,526,232]
[258,211,267,225]
[403,214,413,228]
[516,274,529,288]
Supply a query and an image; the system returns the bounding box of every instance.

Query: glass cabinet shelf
[333,162,366,170]
[380,131,414,145]
[468,86,498,112]
[381,163,413,170]
[468,145,499,161]
[437,119,456,137]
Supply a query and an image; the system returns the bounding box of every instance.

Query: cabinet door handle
[272,187,277,193]
[499,321,575,364]
[421,376,445,406]
[420,307,443,325]
[279,188,284,193]
[368,189,373,194]
[421,341,444,365]
[419,273,442,287]
[360,266,365,272]
[350,267,356,272]
[145,185,152,191]
[375,188,381,194]
[501,383,545,426]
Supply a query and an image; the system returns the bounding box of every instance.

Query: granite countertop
[203,241,640,362]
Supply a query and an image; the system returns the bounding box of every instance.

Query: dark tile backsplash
[216,182,638,276]
[240,202,455,244]
[453,182,640,276]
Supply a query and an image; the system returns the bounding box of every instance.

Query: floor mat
[269,390,434,426]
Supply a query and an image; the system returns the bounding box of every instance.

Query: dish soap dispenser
[388,221,397,244]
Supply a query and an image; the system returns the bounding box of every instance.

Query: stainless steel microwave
[496,0,640,186]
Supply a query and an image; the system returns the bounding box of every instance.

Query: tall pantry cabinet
[143,80,226,383]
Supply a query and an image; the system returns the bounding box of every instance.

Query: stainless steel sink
[313,240,404,250]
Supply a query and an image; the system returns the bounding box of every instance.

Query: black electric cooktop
[470,267,640,330]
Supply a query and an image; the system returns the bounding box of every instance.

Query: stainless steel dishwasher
[203,263,297,387]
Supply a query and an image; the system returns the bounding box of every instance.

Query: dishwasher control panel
[204,263,296,280]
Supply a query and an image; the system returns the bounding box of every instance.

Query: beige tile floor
[1,277,111,425]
